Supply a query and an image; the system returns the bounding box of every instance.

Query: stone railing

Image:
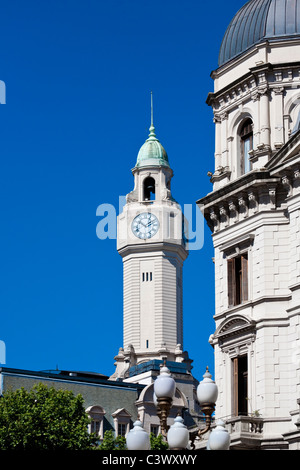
[226,415,264,449]
[228,415,263,434]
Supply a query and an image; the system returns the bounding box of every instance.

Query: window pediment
[220,233,255,254]
[112,408,132,419]
[214,315,256,346]
[86,405,105,417]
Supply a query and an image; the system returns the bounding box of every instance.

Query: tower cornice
[117,241,188,262]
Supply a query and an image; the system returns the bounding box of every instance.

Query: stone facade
[198,0,300,450]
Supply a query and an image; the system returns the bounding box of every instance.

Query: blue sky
[0,0,245,381]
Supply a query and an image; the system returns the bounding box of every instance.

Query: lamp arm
[189,403,215,450]
[156,397,173,439]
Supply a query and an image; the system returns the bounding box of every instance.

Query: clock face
[132,213,159,240]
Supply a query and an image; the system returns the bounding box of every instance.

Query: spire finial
[151,90,154,127]
[148,91,157,141]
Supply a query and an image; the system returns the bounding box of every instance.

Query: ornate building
[198,0,300,450]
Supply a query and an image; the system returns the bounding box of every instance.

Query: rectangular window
[232,356,248,416]
[228,254,248,307]
[118,423,127,437]
[91,420,100,435]
[150,425,159,437]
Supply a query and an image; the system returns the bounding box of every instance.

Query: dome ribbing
[219,0,300,66]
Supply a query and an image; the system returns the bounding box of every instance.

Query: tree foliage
[150,433,169,450]
[98,430,127,450]
[0,383,97,450]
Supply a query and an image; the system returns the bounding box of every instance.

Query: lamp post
[153,361,176,439]
[189,367,219,450]
[126,362,230,451]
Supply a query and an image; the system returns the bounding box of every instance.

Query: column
[220,112,229,169]
[273,87,284,148]
[259,86,271,148]
[214,114,222,171]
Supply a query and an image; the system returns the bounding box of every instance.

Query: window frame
[232,355,248,417]
[227,253,249,308]
[240,119,253,175]
[112,408,132,438]
[86,405,106,440]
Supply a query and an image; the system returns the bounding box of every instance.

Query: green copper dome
[135,124,170,169]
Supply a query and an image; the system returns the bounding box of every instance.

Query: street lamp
[167,415,189,450]
[126,418,151,451]
[126,362,230,451]
[189,367,219,450]
[153,361,176,439]
[207,420,230,451]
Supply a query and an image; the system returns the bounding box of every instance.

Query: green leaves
[98,430,127,450]
[0,383,97,450]
[150,433,169,450]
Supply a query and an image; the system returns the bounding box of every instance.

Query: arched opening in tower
[143,177,156,201]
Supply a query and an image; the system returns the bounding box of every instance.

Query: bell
[146,183,155,193]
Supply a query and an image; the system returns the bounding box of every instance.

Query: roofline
[0,367,145,391]
[214,36,300,76]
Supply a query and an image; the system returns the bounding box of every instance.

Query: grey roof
[219,0,300,66]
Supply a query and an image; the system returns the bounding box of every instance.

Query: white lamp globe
[208,420,230,451]
[126,420,150,451]
[167,416,189,450]
[197,367,218,405]
[154,365,176,399]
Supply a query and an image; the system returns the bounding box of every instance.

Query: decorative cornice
[118,241,188,262]
[207,60,300,114]
[219,233,255,253]
[197,171,282,233]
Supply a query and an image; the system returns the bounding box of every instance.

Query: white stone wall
[209,194,300,443]
[123,256,140,350]
[122,251,183,358]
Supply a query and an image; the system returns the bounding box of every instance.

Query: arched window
[143,177,156,201]
[240,119,253,174]
[292,108,300,135]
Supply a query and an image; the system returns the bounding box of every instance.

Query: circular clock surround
[132,213,159,240]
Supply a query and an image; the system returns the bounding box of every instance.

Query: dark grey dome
[219,0,300,66]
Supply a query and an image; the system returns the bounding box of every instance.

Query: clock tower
[111,96,192,381]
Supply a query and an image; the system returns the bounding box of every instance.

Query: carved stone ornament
[282,175,293,197]
[210,209,220,232]
[238,196,248,218]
